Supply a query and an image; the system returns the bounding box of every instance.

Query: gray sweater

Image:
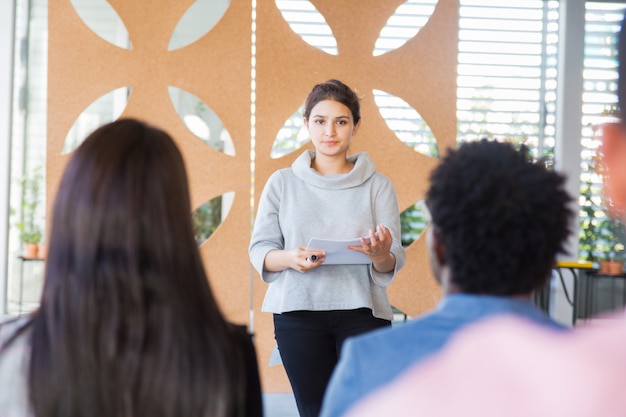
[0,316,32,417]
[249,151,406,320]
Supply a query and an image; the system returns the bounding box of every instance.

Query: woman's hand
[348,225,396,273]
[264,246,326,273]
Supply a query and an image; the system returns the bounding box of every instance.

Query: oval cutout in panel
[168,0,230,50]
[63,87,129,155]
[276,0,338,55]
[271,107,309,159]
[193,191,234,245]
[373,0,437,56]
[400,199,430,247]
[169,86,235,156]
[70,0,131,49]
[373,89,439,158]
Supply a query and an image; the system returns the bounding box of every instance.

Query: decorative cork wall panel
[48,0,252,324]
[49,0,458,392]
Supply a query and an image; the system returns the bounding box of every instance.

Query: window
[579,2,626,262]
[457,0,559,161]
[6,0,48,315]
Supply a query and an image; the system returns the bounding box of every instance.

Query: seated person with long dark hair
[0,119,263,417]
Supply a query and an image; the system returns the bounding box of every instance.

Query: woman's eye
[337,120,347,125]
[315,119,324,125]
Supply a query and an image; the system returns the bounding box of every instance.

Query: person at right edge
[340,14,626,414]
[249,79,406,417]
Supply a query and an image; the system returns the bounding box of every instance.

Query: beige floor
[264,393,299,417]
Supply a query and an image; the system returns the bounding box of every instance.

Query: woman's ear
[426,225,447,281]
[432,227,446,265]
[600,122,626,219]
[352,119,361,135]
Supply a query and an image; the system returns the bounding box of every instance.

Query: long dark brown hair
[27,118,248,417]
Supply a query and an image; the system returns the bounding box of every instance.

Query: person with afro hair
[320,139,574,417]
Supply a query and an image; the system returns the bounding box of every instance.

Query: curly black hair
[426,139,574,295]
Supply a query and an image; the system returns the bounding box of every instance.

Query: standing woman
[0,119,263,417]
[249,79,406,417]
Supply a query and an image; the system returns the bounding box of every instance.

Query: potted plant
[594,217,626,276]
[15,167,44,258]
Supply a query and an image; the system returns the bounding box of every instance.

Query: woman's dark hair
[303,79,361,124]
[426,139,574,295]
[27,119,248,417]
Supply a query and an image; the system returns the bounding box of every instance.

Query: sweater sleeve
[369,174,406,286]
[0,317,34,417]
[249,171,285,283]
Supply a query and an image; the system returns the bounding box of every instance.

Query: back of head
[47,118,198,286]
[426,139,573,295]
[44,119,212,318]
[30,119,246,417]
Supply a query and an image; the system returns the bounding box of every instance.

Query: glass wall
[5,0,48,315]
[579,2,626,263]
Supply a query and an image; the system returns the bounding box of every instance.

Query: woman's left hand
[348,224,396,273]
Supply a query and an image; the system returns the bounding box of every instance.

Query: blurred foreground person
[0,119,263,417]
[343,13,626,417]
[344,312,626,417]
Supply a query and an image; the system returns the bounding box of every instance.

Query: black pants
[273,308,391,417]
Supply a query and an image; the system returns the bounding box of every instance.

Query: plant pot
[24,243,39,259]
[599,260,610,274]
[608,261,624,276]
[599,260,624,276]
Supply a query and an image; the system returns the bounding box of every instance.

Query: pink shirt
[345,310,626,417]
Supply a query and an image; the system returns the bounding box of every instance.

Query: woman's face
[304,99,360,158]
